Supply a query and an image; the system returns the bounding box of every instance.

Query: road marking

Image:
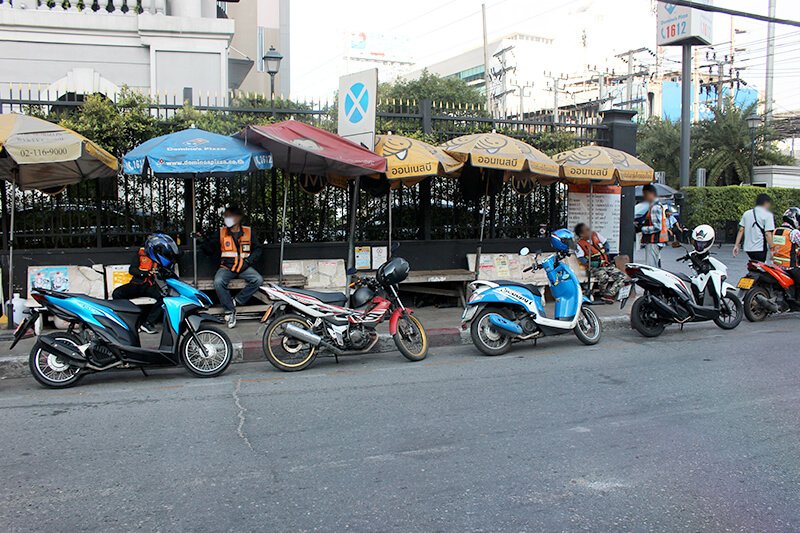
[518,350,568,358]
[241,377,285,382]
[21,391,85,399]
[605,343,636,348]
[134,385,184,391]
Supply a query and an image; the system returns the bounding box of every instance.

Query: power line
[657,0,800,28]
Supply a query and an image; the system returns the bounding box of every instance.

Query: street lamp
[262,45,283,118]
[746,113,761,183]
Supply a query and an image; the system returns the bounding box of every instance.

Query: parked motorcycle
[258,245,427,371]
[462,229,602,356]
[622,225,743,337]
[738,261,800,321]
[11,268,233,388]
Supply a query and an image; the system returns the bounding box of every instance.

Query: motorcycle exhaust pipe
[37,337,88,368]
[754,294,779,313]
[283,324,323,346]
[645,295,682,320]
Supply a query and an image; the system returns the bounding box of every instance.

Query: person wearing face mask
[199,205,264,328]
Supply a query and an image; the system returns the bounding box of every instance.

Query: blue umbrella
[123,127,273,286]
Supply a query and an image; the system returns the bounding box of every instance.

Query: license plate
[737,277,755,290]
[618,285,631,301]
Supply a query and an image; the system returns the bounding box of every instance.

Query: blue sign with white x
[344,82,369,124]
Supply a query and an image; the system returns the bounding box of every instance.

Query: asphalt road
[0,316,798,532]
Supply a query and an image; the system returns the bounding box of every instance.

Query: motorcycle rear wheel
[393,313,428,361]
[470,308,513,356]
[179,326,233,378]
[630,296,666,338]
[743,286,770,322]
[263,314,317,372]
[29,332,84,389]
[713,293,743,330]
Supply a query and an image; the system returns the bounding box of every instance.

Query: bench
[399,269,476,307]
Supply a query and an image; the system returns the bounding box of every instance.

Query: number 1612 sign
[657,1,713,47]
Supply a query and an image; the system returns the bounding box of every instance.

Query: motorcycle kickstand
[140,367,149,377]
[680,323,684,331]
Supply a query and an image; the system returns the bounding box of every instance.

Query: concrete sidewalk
[0,298,632,379]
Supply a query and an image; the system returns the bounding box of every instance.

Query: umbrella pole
[474,173,490,275]
[7,173,16,329]
[589,183,593,233]
[278,147,292,285]
[387,187,392,253]
[192,179,198,288]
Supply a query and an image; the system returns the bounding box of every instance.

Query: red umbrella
[236,121,387,283]
[237,120,385,176]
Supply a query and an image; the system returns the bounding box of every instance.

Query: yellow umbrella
[376,134,464,188]
[0,113,117,325]
[553,145,653,185]
[439,132,559,180]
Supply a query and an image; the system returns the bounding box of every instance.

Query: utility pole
[545,72,568,123]
[481,4,492,120]
[680,44,691,189]
[702,53,738,109]
[614,48,648,110]
[765,0,776,122]
[510,82,533,119]
[587,66,606,112]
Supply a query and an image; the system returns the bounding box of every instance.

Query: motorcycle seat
[65,294,143,314]
[673,272,693,284]
[491,280,542,297]
[286,287,348,305]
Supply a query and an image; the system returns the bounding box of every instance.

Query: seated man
[574,223,626,304]
[772,207,800,298]
[112,234,176,334]
[199,205,264,329]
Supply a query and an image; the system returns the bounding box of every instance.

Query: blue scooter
[11,269,233,388]
[462,229,602,356]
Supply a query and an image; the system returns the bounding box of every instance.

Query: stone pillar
[600,109,638,260]
[169,0,201,17]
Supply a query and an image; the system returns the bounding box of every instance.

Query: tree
[380,69,484,107]
[692,98,795,186]
[637,117,681,187]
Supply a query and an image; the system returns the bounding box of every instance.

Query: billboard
[348,31,411,63]
[656,1,713,46]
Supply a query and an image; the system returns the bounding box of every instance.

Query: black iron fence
[0,91,609,250]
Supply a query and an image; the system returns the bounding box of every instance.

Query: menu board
[566,184,622,253]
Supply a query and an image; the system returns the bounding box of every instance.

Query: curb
[0,316,631,380]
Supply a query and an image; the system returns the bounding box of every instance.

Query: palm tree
[692,97,794,185]
[637,117,681,187]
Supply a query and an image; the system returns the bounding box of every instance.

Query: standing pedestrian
[637,184,669,267]
[733,193,775,261]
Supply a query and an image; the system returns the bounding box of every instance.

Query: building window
[257,27,265,73]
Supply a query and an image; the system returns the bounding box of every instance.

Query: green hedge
[682,186,800,229]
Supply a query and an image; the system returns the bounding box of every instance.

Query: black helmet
[783,207,800,230]
[144,233,180,269]
[351,287,374,309]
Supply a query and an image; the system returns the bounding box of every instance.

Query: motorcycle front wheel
[263,314,317,371]
[743,286,770,322]
[630,296,666,337]
[394,313,428,361]
[29,332,84,389]
[713,293,744,330]
[179,326,233,378]
[574,307,602,345]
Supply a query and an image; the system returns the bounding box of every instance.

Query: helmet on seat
[782,207,800,230]
[144,233,180,269]
[351,286,375,309]
[550,228,575,251]
[691,224,715,253]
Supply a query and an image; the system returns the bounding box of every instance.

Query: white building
[0,0,289,104]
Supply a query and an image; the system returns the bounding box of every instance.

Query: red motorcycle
[257,247,428,371]
[738,261,800,321]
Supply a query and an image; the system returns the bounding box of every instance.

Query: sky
[288,0,800,114]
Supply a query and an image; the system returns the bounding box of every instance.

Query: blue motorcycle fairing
[163,297,202,336]
[166,278,212,307]
[43,294,129,331]
[542,255,581,319]
[468,284,545,316]
[488,314,523,334]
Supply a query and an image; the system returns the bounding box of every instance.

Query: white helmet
[691,224,715,252]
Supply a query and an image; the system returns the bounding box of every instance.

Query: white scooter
[621,225,743,337]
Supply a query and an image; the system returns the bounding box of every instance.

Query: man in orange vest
[200,205,264,329]
[637,184,669,267]
[773,207,800,296]
[575,223,625,304]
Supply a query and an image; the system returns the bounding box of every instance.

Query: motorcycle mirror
[391,243,400,252]
[519,247,530,256]
[346,267,357,275]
